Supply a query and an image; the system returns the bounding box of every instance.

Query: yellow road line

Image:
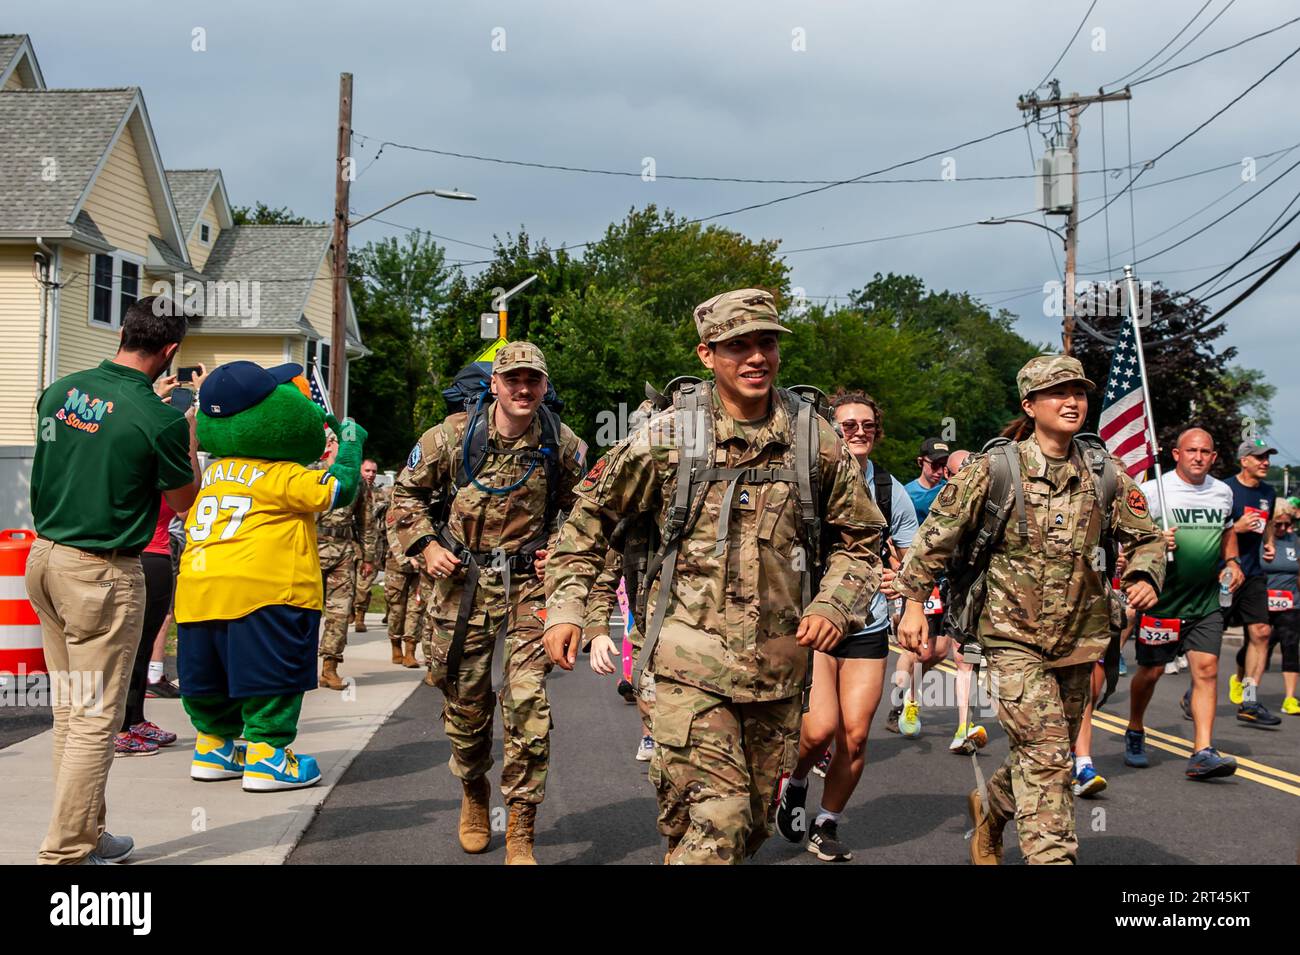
[1089,708,1300,785]
[1086,716,1300,797]
[884,645,1300,794]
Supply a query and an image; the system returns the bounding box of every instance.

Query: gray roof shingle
[164,169,219,237]
[0,88,137,238]
[0,35,25,71]
[196,224,352,338]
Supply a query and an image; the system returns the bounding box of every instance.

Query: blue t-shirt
[904,477,945,526]
[860,460,919,634]
[1223,476,1277,578]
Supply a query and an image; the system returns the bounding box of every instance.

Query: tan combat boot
[353,611,367,633]
[967,789,1005,865]
[504,803,537,865]
[319,659,345,691]
[459,776,492,854]
[401,640,419,668]
[390,638,403,665]
[422,669,435,687]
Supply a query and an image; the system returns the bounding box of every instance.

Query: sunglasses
[838,420,877,435]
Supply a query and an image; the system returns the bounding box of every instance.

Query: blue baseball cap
[199,361,303,418]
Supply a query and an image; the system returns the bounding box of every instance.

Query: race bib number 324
[1138,615,1181,646]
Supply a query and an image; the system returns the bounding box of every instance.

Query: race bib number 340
[1268,590,1295,611]
[1138,615,1181,646]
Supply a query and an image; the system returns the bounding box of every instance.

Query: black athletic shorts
[1226,574,1270,628]
[829,626,889,660]
[1135,610,1223,668]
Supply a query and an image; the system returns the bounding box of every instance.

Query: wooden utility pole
[1017,86,1131,355]
[329,72,353,416]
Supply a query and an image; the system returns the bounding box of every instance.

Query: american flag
[307,362,333,418]
[1097,318,1154,477]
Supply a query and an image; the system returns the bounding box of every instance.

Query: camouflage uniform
[390,344,586,808]
[353,482,387,619]
[546,289,885,864]
[317,471,378,661]
[383,514,425,648]
[896,355,1166,865]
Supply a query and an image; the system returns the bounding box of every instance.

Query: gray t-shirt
[1262,531,1298,597]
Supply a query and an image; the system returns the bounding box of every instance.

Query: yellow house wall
[80,121,161,259]
[187,194,219,272]
[301,253,333,340]
[0,245,45,445]
[3,70,25,91]
[174,334,290,372]
[55,249,120,379]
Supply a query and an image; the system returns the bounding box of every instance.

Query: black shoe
[616,679,636,703]
[146,677,180,699]
[1237,701,1282,727]
[775,778,808,843]
[885,705,902,734]
[807,819,853,862]
[1180,689,1193,721]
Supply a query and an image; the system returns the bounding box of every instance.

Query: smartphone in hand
[178,366,202,384]
[170,387,194,412]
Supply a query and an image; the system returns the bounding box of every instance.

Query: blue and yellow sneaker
[1071,763,1108,797]
[242,742,321,792]
[191,733,245,781]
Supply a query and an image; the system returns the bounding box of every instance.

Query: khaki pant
[24,538,144,864]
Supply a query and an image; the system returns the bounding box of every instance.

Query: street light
[979,216,1082,353]
[331,186,478,413]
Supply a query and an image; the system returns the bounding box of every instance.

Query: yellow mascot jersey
[174,457,339,623]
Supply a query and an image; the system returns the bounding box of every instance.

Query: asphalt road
[290,640,1300,865]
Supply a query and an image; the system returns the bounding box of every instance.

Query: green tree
[349,233,452,467]
[230,202,319,226]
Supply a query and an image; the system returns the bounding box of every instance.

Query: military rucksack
[943,431,1120,649]
[631,379,834,700]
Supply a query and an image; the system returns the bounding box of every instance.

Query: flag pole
[1122,265,1173,558]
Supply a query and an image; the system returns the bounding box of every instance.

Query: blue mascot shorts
[178,605,321,698]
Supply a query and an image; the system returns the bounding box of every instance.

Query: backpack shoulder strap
[968,437,1024,568]
[871,462,893,531]
[1074,431,1119,544]
[537,405,563,529]
[458,392,492,488]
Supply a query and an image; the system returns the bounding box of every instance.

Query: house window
[199,222,211,244]
[89,252,143,329]
[306,339,330,387]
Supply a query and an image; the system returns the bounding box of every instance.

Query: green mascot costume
[173,361,366,791]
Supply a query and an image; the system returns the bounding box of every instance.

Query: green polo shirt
[31,359,194,550]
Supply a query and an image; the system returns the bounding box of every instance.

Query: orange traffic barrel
[0,529,44,675]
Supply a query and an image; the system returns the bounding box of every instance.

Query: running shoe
[145,677,180,699]
[1176,653,1189,672]
[807,819,853,862]
[1186,747,1237,780]
[1237,701,1282,727]
[899,699,922,738]
[1180,689,1193,722]
[1117,654,1128,677]
[775,778,808,843]
[242,742,320,792]
[949,722,988,754]
[113,731,158,757]
[130,721,177,747]
[635,734,654,761]
[1163,660,1179,675]
[616,679,636,704]
[1229,673,1244,706]
[1282,696,1300,715]
[191,733,245,781]
[1123,729,1149,768]
[811,748,832,778]
[1071,763,1108,798]
[884,705,902,734]
[95,831,134,864]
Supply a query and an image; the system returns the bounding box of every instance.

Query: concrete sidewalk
[0,614,424,865]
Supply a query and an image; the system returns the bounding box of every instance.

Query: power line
[1103,0,1213,88]
[1079,42,1300,228]
[1037,0,1099,90]
[1119,15,1300,90]
[1130,0,1236,85]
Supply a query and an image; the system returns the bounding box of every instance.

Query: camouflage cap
[693,288,791,344]
[1017,354,1097,399]
[492,340,548,377]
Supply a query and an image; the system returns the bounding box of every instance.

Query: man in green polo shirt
[25,294,200,864]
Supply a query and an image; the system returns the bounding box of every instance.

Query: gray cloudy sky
[17,1,1300,468]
